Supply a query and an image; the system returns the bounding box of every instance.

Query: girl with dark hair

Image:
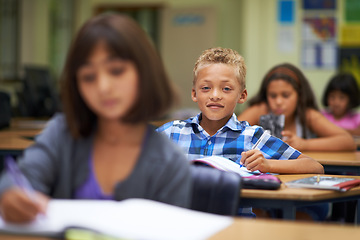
[322,72,360,136]
[0,14,191,223]
[238,63,356,221]
[238,63,355,151]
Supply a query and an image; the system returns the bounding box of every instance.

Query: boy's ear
[191,88,198,102]
[237,89,248,104]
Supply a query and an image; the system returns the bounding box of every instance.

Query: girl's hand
[281,130,306,150]
[0,187,49,223]
[240,150,270,173]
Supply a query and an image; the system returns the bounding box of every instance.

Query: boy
[156,47,323,216]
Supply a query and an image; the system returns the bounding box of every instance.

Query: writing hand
[0,187,49,223]
[240,150,270,173]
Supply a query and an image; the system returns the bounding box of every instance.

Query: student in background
[0,14,192,223]
[322,72,360,136]
[156,47,323,217]
[238,63,356,151]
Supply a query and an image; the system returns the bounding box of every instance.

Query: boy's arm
[241,151,324,174]
[266,154,324,174]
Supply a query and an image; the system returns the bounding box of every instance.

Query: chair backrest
[190,165,242,216]
[0,91,11,129]
[19,65,60,117]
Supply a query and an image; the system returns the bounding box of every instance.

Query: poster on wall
[301,0,337,69]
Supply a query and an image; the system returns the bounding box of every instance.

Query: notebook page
[0,198,233,240]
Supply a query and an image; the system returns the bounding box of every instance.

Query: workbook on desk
[285,176,360,192]
[191,156,281,190]
[0,198,232,240]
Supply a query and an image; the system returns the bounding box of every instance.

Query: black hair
[322,72,360,109]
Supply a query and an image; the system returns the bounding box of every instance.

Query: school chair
[190,165,242,216]
[0,91,11,129]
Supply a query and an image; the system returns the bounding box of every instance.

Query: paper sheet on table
[0,198,233,240]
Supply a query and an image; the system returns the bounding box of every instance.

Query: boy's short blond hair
[193,47,246,89]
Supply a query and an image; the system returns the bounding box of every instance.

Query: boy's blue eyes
[200,87,232,91]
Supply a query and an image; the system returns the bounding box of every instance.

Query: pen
[316,175,320,184]
[252,130,270,150]
[5,155,35,199]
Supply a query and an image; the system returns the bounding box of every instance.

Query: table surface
[241,174,360,201]
[0,118,44,152]
[0,136,33,151]
[303,151,360,166]
[210,217,360,240]
[1,217,360,240]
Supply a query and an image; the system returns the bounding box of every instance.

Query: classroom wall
[13,0,346,113]
[240,0,343,113]
[20,0,50,67]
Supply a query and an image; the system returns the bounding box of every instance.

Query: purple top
[74,154,113,200]
[74,126,151,200]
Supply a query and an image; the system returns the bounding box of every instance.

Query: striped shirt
[156,113,301,216]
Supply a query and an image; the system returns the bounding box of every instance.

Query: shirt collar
[184,112,248,132]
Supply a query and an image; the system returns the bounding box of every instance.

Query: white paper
[0,198,233,240]
[193,155,260,177]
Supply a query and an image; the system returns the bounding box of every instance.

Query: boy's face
[192,63,247,124]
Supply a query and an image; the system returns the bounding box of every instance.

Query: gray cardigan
[0,114,192,208]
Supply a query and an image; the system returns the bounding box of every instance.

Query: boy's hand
[0,187,49,223]
[281,130,306,150]
[240,150,270,173]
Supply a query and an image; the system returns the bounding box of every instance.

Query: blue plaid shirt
[156,113,300,162]
[156,113,301,217]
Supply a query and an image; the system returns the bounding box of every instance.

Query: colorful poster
[301,1,337,69]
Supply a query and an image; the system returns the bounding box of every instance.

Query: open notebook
[0,198,232,240]
[191,156,281,190]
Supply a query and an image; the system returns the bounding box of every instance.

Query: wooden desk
[0,118,45,157]
[9,118,48,130]
[211,218,360,240]
[2,218,360,240]
[303,151,360,175]
[0,136,34,157]
[240,174,360,223]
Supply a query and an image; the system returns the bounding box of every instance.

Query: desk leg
[282,205,296,220]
